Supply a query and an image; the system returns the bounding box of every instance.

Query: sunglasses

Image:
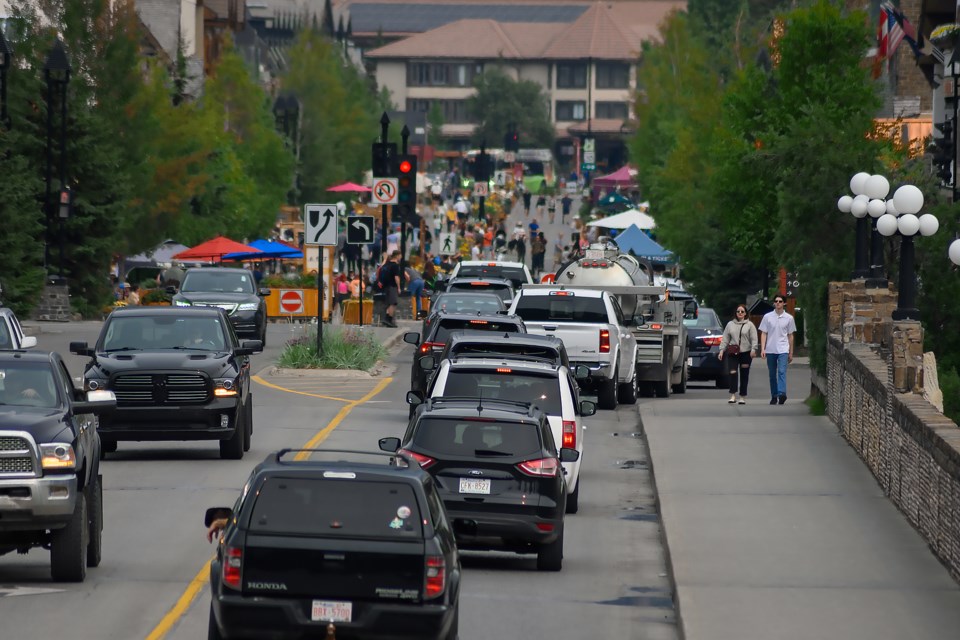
[736,310,746,314]
[774,300,785,304]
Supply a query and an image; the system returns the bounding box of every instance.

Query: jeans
[726,352,752,396]
[408,278,425,313]
[766,353,788,398]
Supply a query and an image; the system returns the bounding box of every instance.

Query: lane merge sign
[347,216,375,245]
[304,203,338,246]
[372,178,399,205]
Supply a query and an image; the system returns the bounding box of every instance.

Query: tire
[597,372,618,410]
[442,605,459,640]
[536,525,564,571]
[259,327,267,348]
[51,493,88,582]
[565,480,580,514]
[673,366,688,394]
[654,378,671,398]
[208,604,225,640]
[617,367,637,404]
[242,396,253,453]
[100,438,117,458]
[219,409,244,460]
[86,475,103,568]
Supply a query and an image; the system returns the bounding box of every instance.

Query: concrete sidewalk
[641,363,960,640]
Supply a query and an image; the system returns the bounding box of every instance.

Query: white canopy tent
[586,208,656,230]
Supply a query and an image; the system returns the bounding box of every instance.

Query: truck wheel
[565,480,580,514]
[597,373,619,410]
[536,525,563,571]
[673,366,688,394]
[219,409,245,460]
[617,368,637,404]
[86,475,103,568]
[242,396,253,453]
[208,604,225,640]
[51,493,88,582]
[100,438,117,458]
[654,379,671,398]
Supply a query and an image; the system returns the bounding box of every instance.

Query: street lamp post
[43,40,71,280]
[863,173,892,289]
[0,29,11,130]
[838,171,871,279]
[875,185,939,321]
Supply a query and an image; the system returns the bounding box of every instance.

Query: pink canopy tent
[327,182,371,193]
[592,166,637,189]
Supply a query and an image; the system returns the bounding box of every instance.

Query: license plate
[459,478,491,494]
[311,600,352,623]
[687,357,693,367]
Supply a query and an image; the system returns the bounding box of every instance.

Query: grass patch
[805,394,826,416]
[278,327,388,371]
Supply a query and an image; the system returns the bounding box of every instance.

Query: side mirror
[379,437,401,453]
[559,447,580,462]
[204,507,232,528]
[20,336,37,349]
[579,400,597,417]
[573,364,590,380]
[259,288,272,297]
[236,340,263,355]
[418,355,436,371]
[403,332,420,346]
[70,341,94,357]
[406,390,423,406]
[73,390,117,415]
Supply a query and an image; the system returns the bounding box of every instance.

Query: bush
[140,288,172,304]
[278,327,387,371]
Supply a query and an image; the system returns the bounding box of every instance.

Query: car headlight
[236,303,259,311]
[174,300,192,307]
[40,443,77,471]
[214,378,239,397]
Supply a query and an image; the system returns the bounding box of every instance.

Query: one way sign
[347,215,375,245]
[304,204,338,246]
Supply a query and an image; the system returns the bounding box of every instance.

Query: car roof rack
[426,396,538,417]
[274,448,414,468]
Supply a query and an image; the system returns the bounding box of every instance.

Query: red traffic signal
[399,160,413,174]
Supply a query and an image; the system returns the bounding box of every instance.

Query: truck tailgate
[523,322,607,360]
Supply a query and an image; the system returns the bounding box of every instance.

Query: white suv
[421,357,596,513]
[447,260,534,290]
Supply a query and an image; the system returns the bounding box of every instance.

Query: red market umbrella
[327,182,371,193]
[172,236,262,262]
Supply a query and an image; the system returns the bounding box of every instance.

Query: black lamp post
[273,93,290,137]
[43,40,71,280]
[0,29,11,130]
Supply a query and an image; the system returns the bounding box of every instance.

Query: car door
[609,297,635,380]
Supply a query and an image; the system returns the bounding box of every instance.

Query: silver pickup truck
[509,287,638,410]
[0,307,37,350]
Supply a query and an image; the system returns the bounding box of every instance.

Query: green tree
[467,67,553,148]
[427,102,445,151]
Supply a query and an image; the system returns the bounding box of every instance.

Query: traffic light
[503,125,519,152]
[395,154,418,222]
[932,118,955,186]
[371,142,397,178]
[474,151,490,183]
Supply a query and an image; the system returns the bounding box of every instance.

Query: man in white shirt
[759,296,796,405]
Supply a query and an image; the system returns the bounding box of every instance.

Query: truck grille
[113,373,210,406]
[0,433,36,477]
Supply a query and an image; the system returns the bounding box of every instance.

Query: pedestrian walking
[530,232,547,278]
[377,251,402,328]
[759,296,796,404]
[718,304,759,404]
[522,190,532,216]
[547,196,557,224]
[561,193,573,218]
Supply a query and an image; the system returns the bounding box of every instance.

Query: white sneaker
[728,394,737,404]
[738,397,746,405]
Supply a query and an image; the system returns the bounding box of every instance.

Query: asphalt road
[0,322,679,640]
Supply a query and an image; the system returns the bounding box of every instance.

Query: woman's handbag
[724,324,745,356]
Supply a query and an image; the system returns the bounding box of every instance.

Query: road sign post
[346,214,375,328]
[304,204,338,356]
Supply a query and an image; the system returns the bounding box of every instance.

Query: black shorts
[384,287,399,306]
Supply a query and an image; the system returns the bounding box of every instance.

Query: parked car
[446,260,533,291]
[383,397,578,570]
[417,357,595,513]
[684,307,726,387]
[171,267,271,345]
[206,449,461,640]
[0,307,37,350]
[443,277,515,305]
[70,307,262,459]
[0,350,116,582]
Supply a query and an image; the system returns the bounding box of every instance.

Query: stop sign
[280,290,304,314]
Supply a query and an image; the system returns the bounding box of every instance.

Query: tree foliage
[467,67,554,149]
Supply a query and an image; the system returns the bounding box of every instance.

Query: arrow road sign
[304,203,338,246]
[372,178,399,205]
[347,215,375,245]
[440,233,456,255]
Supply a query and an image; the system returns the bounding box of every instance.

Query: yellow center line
[144,375,394,640]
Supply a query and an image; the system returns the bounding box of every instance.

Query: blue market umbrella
[612,225,674,263]
[223,239,303,261]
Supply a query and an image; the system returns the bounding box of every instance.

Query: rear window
[451,343,560,365]
[441,370,562,414]
[514,295,608,323]
[432,294,504,315]
[432,319,522,343]
[683,309,720,328]
[447,282,514,303]
[248,478,423,539]
[412,418,542,457]
[457,266,527,288]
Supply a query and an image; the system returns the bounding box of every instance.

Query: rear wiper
[472,449,512,456]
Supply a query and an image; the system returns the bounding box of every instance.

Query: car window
[441,370,562,414]
[0,362,60,408]
[456,266,528,288]
[450,343,560,364]
[412,418,541,457]
[432,294,504,315]
[683,309,721,328]
[432,319,522,343]
[103,316,227,351]
[180,271,255,294]
[248,477,423,539]
[514,294,608,323]
[0,321,12,349]
[447,282,513,303]
[424,481,449,531]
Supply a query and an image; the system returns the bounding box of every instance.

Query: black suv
[171,267,271,345]
[71,307,262,460]
[205,449,461,640]
[380,398,577,571]
[0,350,116,581]
[402,312,526,400]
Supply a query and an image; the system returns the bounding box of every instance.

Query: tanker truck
[550,239,689,397]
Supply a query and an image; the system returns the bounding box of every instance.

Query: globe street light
[862,173,891,288]
[876,184,937,321]
[43,39,71,279]
[840,172,871,279]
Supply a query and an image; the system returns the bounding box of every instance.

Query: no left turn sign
[372,178,399,205]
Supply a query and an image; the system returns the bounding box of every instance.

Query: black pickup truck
[0,350,116,582]
[206,449,461,640]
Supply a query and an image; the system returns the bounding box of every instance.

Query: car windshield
[412,418,543,457]
[102,316,227,351]
[447,282,514,303]
[683,309,721,328]
[180,271,255,294]
[249,477,423,539]
[432,294,504,315]
[442,370,562,414]
[513,294,608,323]
[0,362,59,408]
[457,266,528,288]
[433,319,522,343]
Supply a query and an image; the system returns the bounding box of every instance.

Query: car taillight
[223,546,242,590]
[562,421,576,449]
[700,336,723,347]
[517,457,560,477]
[425,555,445,598]
[399,448,436,469]
[650,323,663,330]
[420,341,443,354]
[599,329,610,353]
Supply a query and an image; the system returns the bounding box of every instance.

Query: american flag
[878,3,906,61]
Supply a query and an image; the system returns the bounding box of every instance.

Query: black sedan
[684,307,726,387]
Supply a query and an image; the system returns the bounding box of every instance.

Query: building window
[441,99,470,123]
[595,62,630,89]
[406,99,431,113]
[556,63,587,89]
[595,101,629,119]
[407,62,480,87]
[555,101,586,121]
